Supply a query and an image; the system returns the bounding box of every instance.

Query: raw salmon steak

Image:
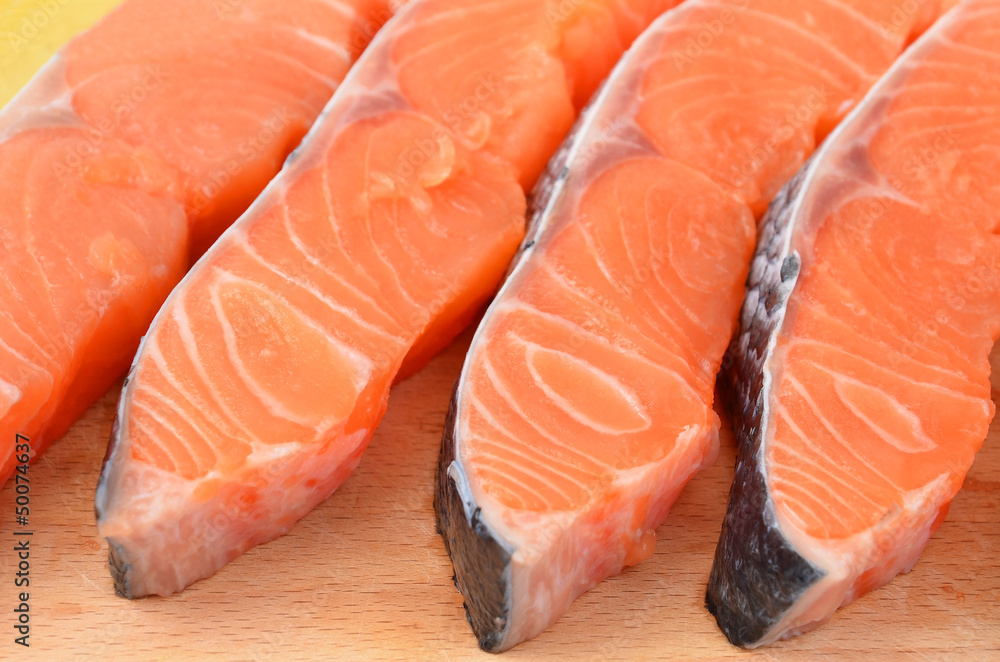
[707,0,1000,647]
[434,0,952,651]
[95,0,682,599]
[0,0,397,485]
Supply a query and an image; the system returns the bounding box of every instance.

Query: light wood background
[1,328,997,661]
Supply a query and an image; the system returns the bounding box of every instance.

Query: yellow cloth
[1,0,124,107]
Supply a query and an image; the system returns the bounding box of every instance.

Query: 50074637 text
[12,434,31,648]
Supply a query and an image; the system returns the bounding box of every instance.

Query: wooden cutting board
[2,328,997,660]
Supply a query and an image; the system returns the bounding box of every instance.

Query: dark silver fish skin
[434,384,512,653]
[95,368,136,599]
[705,162,825,647]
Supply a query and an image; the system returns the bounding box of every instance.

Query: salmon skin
[434,0,953,652]
[0,0,397,486]
[95,0,681,599]
[707,0,1000,647]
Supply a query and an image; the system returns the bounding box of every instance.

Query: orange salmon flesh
[0,0,402,485]
[95,0,684,599]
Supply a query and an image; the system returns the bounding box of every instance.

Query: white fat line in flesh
[166,302,265,445]
[740,7,874,81]
[470,445,580,511]
[321,159,421,313]
[399,12,510,81]
[356,145,428,312]
[206,279,323,428]
[212,267,379,377]
[254,46,343,90]
[14,197,77,350]
[130,377,239,457]
[130,397,213,474]
[44,230,93,301]
[132,383,232,459]
[887,98,996,123]
[574,224,678,338]
[244,437,305,470]
[784,374,907,489]
[0,335,37,372]
[767,457,863,531]
[497,300,704,391]
[288,26,354,63]
[773,398,896,515]
[208,270,372,433]
[832,380,938,455]
[315,0,360,20]
[280,202,396,329]
[794,316,976,390]
[517,337,652,435]
[479,481,530,512]
[465,388,610,475]
[467,394,609,482]
[312,173,394,316]
[494,425,713,557]
[769,486,828,537]
[808,278,973,372]
[470,435,598,505]
[235,236,402,343]
[576,213,712,340]
[941,32,1000,60]
[818,0,886,35]
[607,423,715,487]
[477,358,621,474]
[812,362,975,451]
[145,334,260,448]
[396,0,512,58]
[127,416,179,473]
[537,263,701,364]
[0,279,63,362]
[653,225,720,332]
[825,273,982,375]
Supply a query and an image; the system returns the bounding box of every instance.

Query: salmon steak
[707,0,1000,647]
[95,0,682,599]
[0,0,398,485]
[434,0,952,652]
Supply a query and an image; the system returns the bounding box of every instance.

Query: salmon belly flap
[0,0,398,485]
[708,0,1000,647]
[434,0,955,652]
[94,0,683,600]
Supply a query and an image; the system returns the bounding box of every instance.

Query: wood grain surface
[1,328,997,661]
